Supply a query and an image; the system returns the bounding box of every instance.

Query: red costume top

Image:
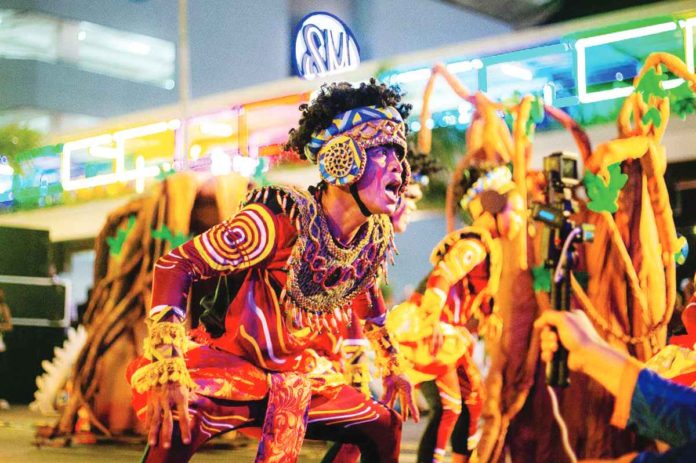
[149,185,395,378]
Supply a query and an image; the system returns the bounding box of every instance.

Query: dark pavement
[0,405,428,462]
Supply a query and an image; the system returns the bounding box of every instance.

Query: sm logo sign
[294,12,360,80]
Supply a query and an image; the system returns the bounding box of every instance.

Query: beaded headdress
[304,105,409,188]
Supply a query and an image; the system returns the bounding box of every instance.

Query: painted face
[391,183,423,233]
[496,190,525,239]
[353,145,404,216]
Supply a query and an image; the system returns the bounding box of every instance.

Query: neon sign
[0,156,13,201]
[575,21,686,104]
[293,12,360,80]
[60,120,178,193]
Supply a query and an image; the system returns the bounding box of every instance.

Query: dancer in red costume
[127,80,418,463]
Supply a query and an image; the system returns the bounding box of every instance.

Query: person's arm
[421,238,487,352]
[536,310,696,449]
[422,238,487,326]
[0,303,11,332]
[136,202,278,448]
[615,367,696,448]
[354,285,420,422]
[628,440,696,462]
[149,202,278,314]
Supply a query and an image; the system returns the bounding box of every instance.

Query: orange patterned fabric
[126,345,270,421]
[155,202,276,277]
[256,372,312,463]
[191,203,276,271]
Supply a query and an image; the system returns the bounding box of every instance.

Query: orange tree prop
[53,172,248,438]
[417,53,694,461]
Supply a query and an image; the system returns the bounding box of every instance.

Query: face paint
[353,145,404,216]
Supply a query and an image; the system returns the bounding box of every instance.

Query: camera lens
[562,159,577,179]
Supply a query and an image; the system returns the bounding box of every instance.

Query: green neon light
[381,11,695,110]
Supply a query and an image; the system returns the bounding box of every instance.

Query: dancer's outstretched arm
[136,202,278,448]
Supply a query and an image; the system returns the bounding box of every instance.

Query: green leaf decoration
[170,231,191,248]
[152,224,192,249]
[668,81,696,120]
[107,215,136,258]
[635,68,668,102]
[524,117,536,139]
[532,264,552,293]
[156,164,175,181]
[584,163,628,213]
[670,81,694,100]
[641,107,662,128]
[151,225,172,241]
[672,97,696,120]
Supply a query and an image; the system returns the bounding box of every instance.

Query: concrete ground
[0,405,428,462]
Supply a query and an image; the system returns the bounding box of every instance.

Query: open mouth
[385,180,401,197]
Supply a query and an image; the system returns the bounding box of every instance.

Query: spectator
[536,309,696,462]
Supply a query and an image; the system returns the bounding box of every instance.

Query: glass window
[0,9,175,88]
[485,44,574,104]
[576,23,685,103]
[0,9,58,62]
[76,21,175,88]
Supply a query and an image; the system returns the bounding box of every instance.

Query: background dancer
[388,164,524,463]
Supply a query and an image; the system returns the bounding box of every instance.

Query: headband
[303,105,408,187]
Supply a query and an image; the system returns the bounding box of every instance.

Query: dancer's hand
[146,383,192,448]
[429,322,444,355]
[382,373,420,423]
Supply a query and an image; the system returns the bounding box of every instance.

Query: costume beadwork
[246,186,396,329]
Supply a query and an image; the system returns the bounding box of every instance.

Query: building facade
[0,0,510,133]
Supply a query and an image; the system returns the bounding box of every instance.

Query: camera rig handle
[545,208,575,388]
[533,152,594,388]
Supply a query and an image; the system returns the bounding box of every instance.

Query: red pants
[142,384,402,463]
[417,361,483,462]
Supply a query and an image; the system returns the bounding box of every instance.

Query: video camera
[532,152,594,239]
[532,151,594,387]
[545,151,581,189]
